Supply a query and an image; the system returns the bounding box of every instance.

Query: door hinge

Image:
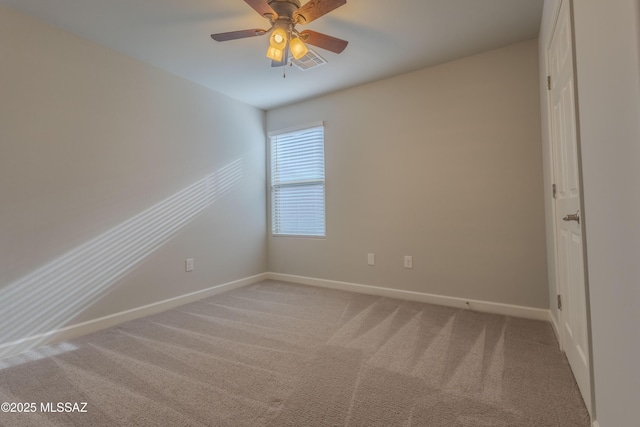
[557,294,562,311]
[552,184,557,199]
[547,75,552,90]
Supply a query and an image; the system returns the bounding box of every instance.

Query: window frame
[269,122,326,239]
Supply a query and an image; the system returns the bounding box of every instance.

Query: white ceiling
[0,0,543,110]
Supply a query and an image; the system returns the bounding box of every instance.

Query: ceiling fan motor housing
[267,0,302,22]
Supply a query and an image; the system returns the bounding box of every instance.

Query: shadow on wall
[0,159,244,360]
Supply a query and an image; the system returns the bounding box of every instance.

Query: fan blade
[271,46,290,67]
[294,0,346,24]
[300,30,348,53]
[244,0,278,19]
[211,29,267,42]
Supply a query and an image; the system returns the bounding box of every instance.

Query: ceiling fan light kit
[211,0,348,70]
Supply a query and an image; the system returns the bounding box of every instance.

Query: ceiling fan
[211,0,348,68]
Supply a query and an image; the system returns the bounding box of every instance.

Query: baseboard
[266,273,550,322]
[0,273,268,360]
[1,272,551,360]
[549,311,561,344]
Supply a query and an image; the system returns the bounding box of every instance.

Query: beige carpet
[0,280,590,426]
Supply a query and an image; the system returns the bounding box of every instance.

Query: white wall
[0,5,266,352]
[540,0,640,425]
[267,40,549,309]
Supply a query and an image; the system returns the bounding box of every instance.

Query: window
[270,123,325,237]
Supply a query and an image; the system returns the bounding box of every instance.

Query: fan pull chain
[283,57,293,78]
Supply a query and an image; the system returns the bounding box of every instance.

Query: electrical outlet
[404,256,413,269]
[367,253,375,266]
[185,258,194,272]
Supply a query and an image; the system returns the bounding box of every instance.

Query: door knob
[563,210,580,224]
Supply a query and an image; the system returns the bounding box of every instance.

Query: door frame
[545,0,596,417]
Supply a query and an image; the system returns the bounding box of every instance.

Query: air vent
[292,49,327,71]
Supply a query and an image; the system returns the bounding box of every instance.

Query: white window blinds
[271,124,325,237]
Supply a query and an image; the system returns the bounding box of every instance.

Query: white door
[548,0,591,414]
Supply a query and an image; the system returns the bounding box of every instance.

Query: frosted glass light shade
[266,46,284,61]
[269,28,287,50]
[290,37,308,59]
